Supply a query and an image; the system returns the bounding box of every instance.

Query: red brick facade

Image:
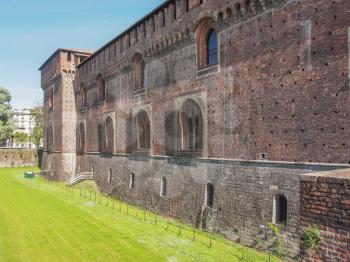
[40,0,350,259]
[301,170,350,262]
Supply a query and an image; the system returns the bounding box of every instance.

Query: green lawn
[0,167,278,262]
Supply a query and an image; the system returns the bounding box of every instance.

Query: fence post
[126,204,129,215]
[99,193,101,205]
[209,232,212,248]
[166,217,169,230]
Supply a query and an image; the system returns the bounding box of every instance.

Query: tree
[0,87,14,145]
[12,132,29,145]
[30,106,43,147]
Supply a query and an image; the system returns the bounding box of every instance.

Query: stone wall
[0,149,40,167]
[300,169,350,262]
[77,153,348,258]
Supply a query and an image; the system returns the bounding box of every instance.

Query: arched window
[129,173,135,189]
[97,74,105,102]
[134,54,146,90]
[207,30,218,66]
[196,18,218,68]
[135,111,151,150]
[78,123,85,153]
[104,117,114,154]
[161,177,167,197]
[179,99,203,152]
[46,126,53,153]
[207,183,214,208]
[273,194,288,226]
[81,84,87,108]
[108,168,112,183]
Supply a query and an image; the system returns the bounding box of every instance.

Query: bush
[302,226,323,249]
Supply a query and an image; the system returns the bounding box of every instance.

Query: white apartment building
[11,109,37,149]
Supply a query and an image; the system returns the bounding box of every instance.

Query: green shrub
[302,226,323,249]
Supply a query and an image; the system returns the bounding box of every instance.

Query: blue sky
[0,0,164,109]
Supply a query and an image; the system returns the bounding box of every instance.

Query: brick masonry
[300,170,350,262]
[39,0,350,259]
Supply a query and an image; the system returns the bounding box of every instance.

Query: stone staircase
[66,172,93,187]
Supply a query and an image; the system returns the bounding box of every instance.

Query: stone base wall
[300,170,350,262]
[0,149,41,167]
[77,153,348,257]
[41,151,75,181]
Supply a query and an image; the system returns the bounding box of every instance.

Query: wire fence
[40,178,277,262]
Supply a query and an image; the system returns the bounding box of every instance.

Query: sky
[0,0,164,109]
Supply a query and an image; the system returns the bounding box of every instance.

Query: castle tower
[39,49,91,180]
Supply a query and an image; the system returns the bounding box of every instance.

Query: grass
[0,167,279,262]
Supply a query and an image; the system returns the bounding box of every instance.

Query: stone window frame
[178,98,204,152]
[134,110,151,150]
[174,92,208,157]
[102,112,116,155]
[132,104,152,155]
[195,17,219,70]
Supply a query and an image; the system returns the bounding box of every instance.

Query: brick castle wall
[300,170,350,262]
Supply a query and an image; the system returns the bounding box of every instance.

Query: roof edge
[38,48,93,71]
[77,0,173,68]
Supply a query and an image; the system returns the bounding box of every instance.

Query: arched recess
[48,86,54,109]
[78,122,85,153]
[133,53,146,90]
[97,74,106,102]
[161,177,167,197]
[80,83,87,108]
[104,116,114,154]
[178,99,203,153]
[134,110,151,150]
[46,125,53,153]
[273,194,288,226]
[97,123,103,153]
[195,17,218,68]
[129,173,135,189]
[207,183,214,208]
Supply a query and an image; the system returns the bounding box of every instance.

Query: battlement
[40,49,91,90]
[77,0,287,79]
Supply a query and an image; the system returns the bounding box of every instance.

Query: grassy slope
[0,167,278,262]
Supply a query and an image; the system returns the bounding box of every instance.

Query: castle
[39,0,350,260]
